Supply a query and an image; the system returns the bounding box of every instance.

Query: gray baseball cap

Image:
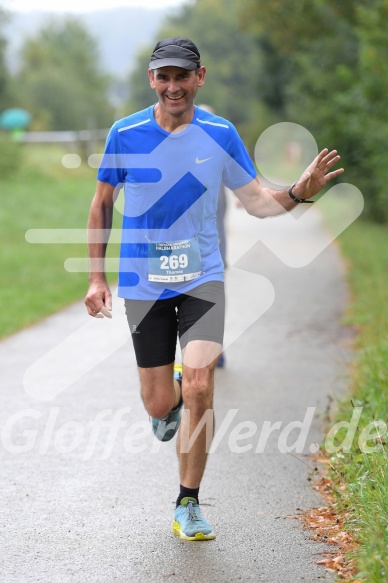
[149,37,201,71]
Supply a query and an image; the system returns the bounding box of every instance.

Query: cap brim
[149,58,198,71]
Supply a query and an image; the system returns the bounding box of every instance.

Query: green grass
[323,202,388,582]
[0,144,120,338]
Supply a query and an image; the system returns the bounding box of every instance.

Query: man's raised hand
[295,148,344,201]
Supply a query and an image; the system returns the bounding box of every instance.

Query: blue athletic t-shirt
[98,105,257,300]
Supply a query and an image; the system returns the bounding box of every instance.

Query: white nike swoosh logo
[195,156,214,164]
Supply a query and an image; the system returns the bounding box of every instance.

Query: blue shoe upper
[174,497,213,537]
[151,397,183,441]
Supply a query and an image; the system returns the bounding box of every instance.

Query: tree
[239,0,388,221]
[0,6,10,111]
[128,0,261,137]
[15,18,114,130]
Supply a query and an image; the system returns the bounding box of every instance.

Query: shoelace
[187,500,201,522]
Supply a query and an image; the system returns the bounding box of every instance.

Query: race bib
[148,238,202,282]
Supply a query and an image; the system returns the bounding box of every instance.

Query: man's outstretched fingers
[322,152,339,167]
[317,148,329,164]
[325,168,345,182]
[320,149,337,167]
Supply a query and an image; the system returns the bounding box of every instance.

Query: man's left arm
[234,148,344,218]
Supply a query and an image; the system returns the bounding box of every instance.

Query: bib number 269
[148,238,201,282]
[160,254,188,270]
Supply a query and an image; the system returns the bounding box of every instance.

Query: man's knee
[182,369,214,411]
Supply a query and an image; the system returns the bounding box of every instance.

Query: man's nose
[167,79,180,93]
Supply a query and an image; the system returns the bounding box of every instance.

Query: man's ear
[148,69,156,89]
[197,66,206,87]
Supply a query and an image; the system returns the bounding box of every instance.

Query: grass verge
[321,202,388,582]
[0,144,120,339]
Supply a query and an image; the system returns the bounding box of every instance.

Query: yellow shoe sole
[173,363,183,375]
[172,520,216,541]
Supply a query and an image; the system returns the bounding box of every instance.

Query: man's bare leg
[138,363,181,419]
[177,340,221,486]
[172,340,220,540]
[176,365,215,487]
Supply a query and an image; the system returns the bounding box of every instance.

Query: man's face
[148,66,206,117]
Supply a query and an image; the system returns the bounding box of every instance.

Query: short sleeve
[97,125,126,188]
[222,124,256,190]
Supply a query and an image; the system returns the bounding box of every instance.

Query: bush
[0,132,23,177]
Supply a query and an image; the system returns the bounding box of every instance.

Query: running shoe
[173,363,183,385]
[172,497,216,541]
[150,364,183,442]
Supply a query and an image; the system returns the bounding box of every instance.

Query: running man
[85,37,343,541]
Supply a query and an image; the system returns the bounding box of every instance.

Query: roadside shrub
[0,133,23,178]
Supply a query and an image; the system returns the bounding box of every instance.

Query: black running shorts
[124,281,225,368]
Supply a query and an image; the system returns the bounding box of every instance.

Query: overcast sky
[8,0,187,12]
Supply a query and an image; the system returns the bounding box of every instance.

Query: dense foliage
[0,7,9,111]
[0,14,114,132]
[240,0,388,221]
[13,18,114,131]
[128,0,260,132]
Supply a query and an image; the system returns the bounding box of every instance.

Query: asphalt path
[0,197,352,582]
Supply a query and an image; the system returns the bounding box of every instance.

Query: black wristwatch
[288,182,314,204]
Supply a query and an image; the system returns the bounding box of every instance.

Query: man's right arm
[84,180,117,318]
